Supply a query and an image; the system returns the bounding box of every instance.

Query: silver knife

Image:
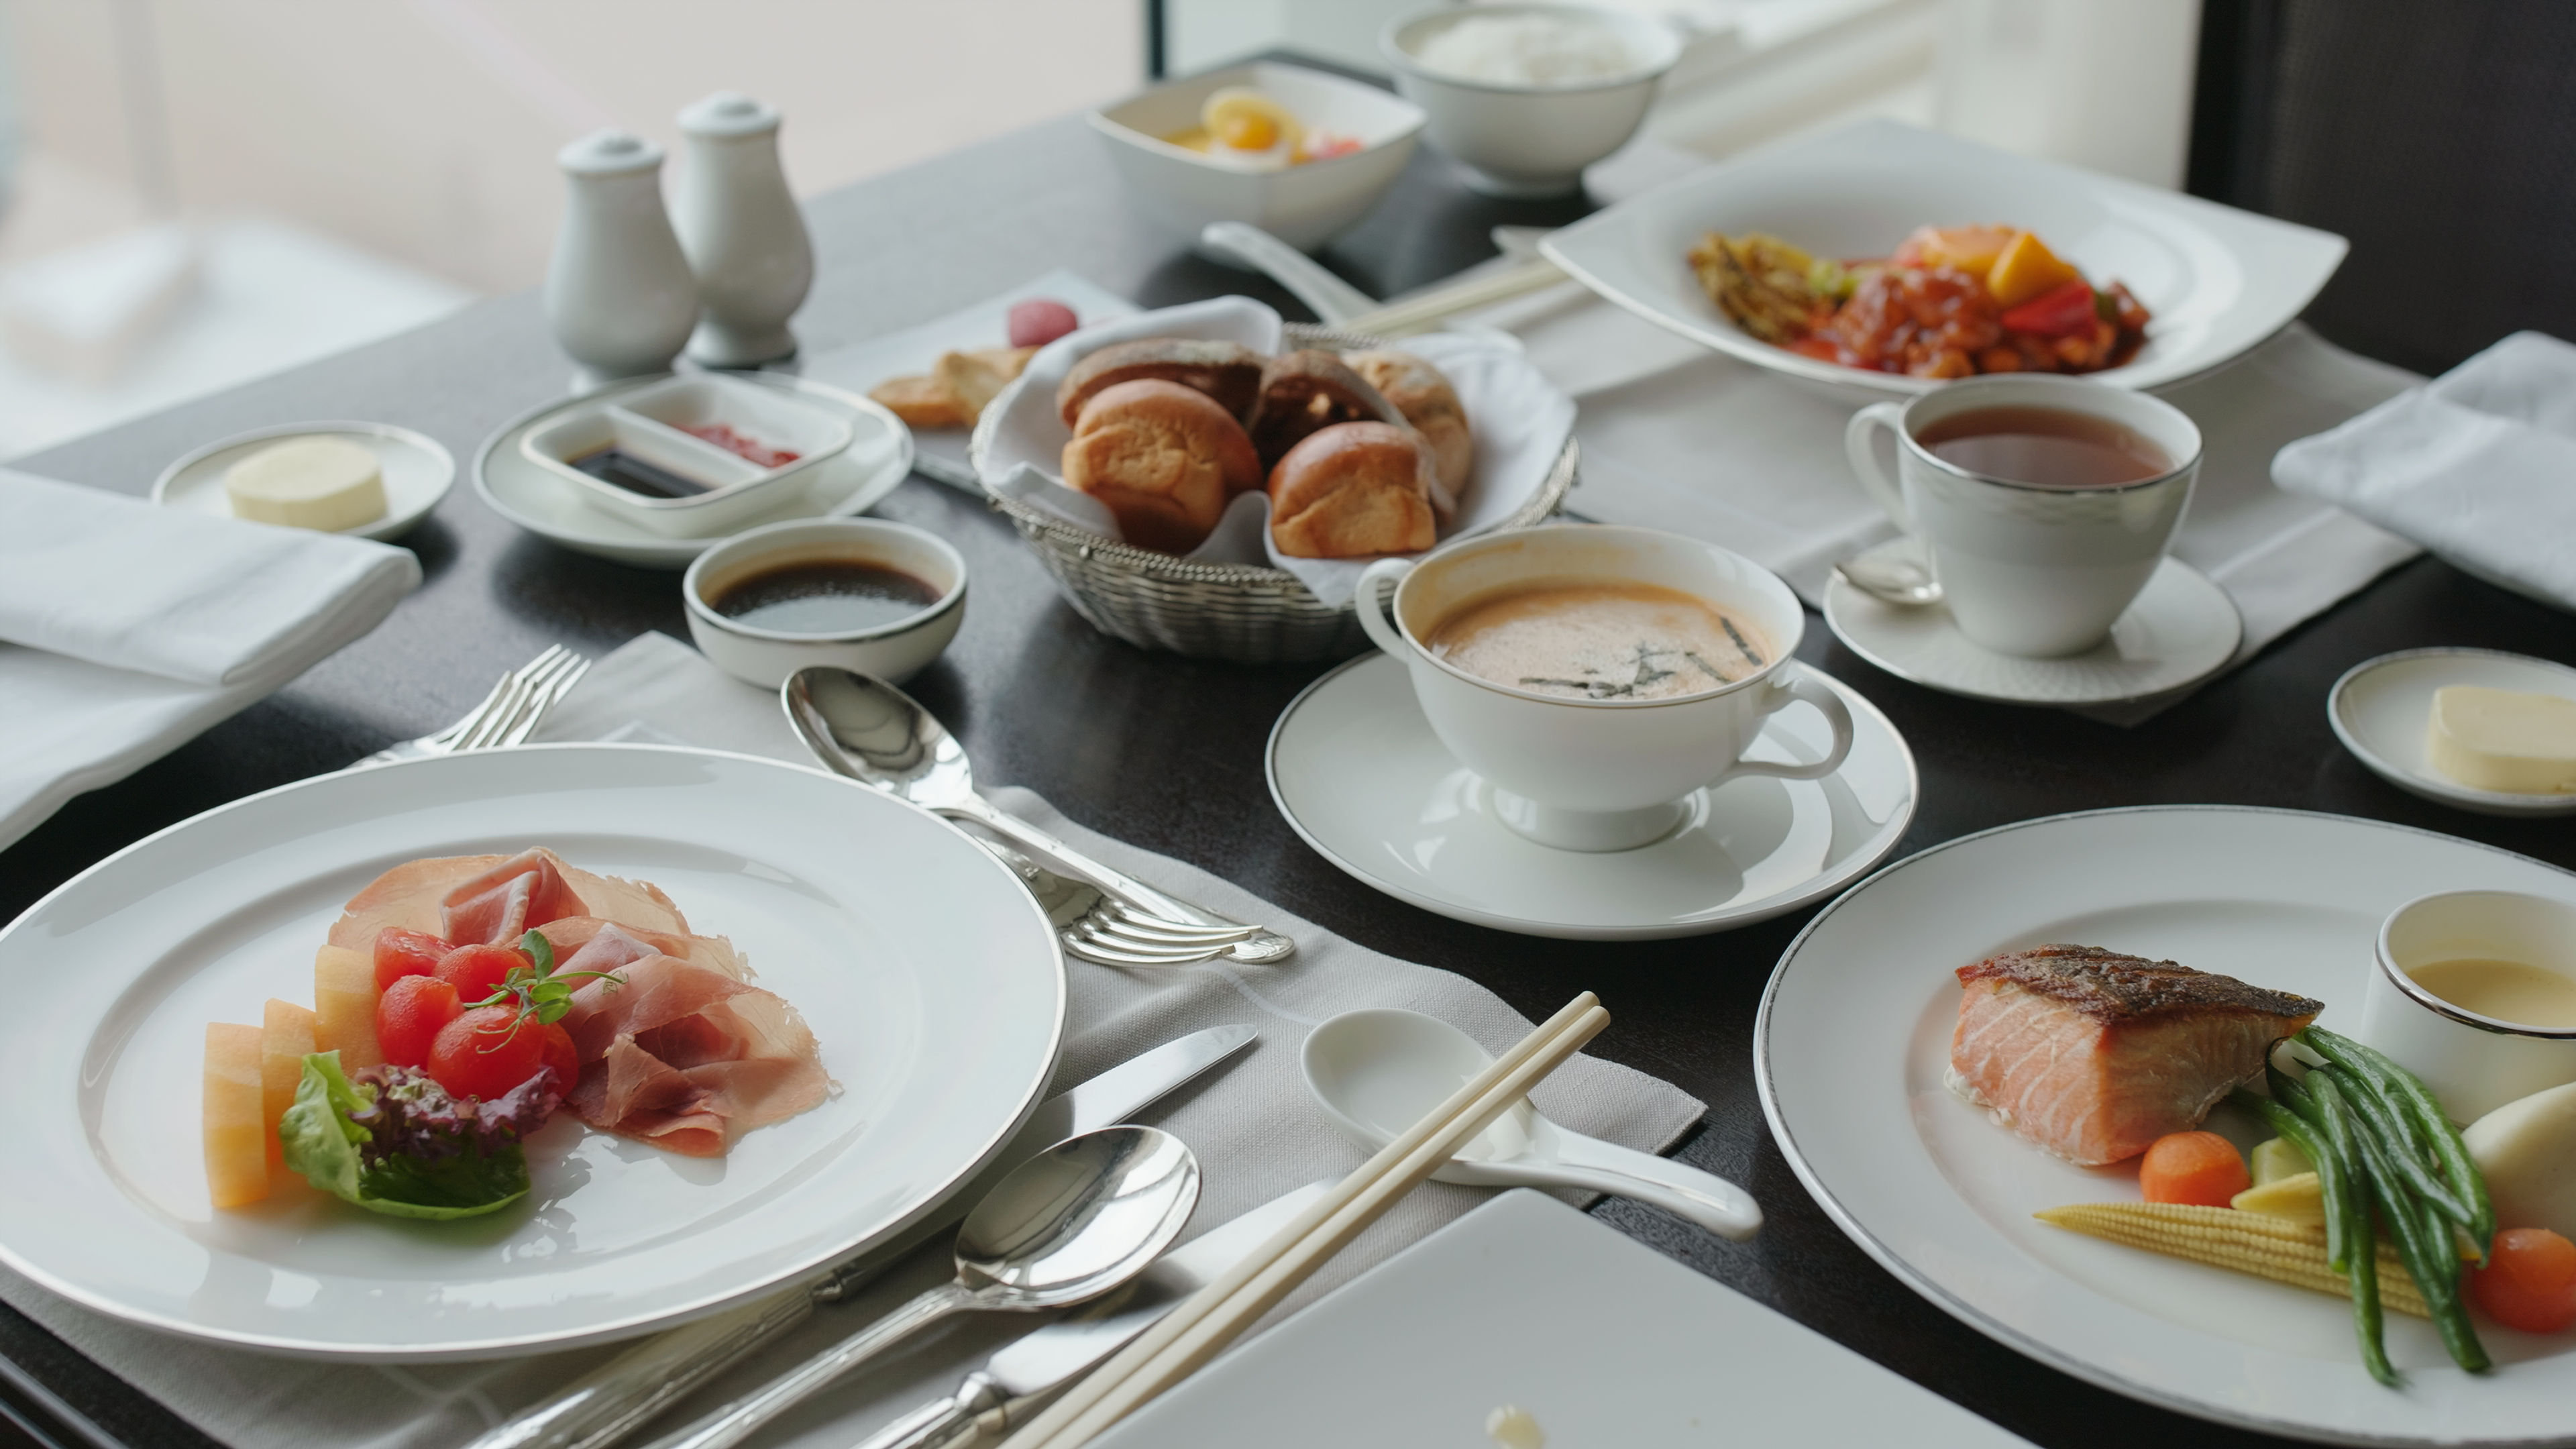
[464,1025,1259,1449]
[853,1180,1334,1449]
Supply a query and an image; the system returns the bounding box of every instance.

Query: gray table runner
[0,631,1705,1449]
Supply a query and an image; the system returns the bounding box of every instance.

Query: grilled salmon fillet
[1947,945,2322,1167]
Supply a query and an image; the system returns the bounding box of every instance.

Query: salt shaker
[673,92,813,368]
[545,130,698,390]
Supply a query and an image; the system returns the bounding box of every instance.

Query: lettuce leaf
[279,1053,548,1220]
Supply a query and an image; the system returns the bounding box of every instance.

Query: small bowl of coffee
[683,519,966,689]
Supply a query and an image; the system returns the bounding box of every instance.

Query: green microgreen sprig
[467,929,626,1053]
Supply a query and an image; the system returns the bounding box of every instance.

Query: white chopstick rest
[1000,992,1611,1449]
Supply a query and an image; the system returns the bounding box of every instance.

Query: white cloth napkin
[978,298,1577,607]
[2273,330,2576,611]
[0,469,419,851]
[0,631,1703,1449]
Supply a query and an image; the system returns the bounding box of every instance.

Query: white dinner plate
[1266,652,1916,939]
[1824,555,2243,706]
[1541,118,2349,401]
[153,421,454,541]
[1758,806,2576,1446]
[474,373,913,568]
[0,745,1064,1360]
[2332,649,2576,818]
[1093,1189,2033,1448]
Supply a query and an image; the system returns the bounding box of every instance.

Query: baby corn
[2037,1202,2429,1319]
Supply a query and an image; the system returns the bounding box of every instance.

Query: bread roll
[1062,380,1261,553]
[1056,339,1265,426]
[1346,350,1471,509]
[1245,350,1409,469]
[1266,421,1438,559]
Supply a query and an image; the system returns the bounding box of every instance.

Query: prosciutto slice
[559,924,827,1157]
[440,849,588,945]
[329,851,687,952]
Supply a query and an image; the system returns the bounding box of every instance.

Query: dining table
[5,60,2574,1449]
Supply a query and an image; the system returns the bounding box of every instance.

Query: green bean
[2306,1071,2400,1385]
[2303,1027,2495,1257]
[2320,1059,2474,1229]
[2233,1085,2352,1272]
[2350,1103,2491,1374]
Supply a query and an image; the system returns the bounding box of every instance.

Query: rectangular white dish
[521,374,852,537]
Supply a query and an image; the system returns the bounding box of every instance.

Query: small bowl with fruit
[1089,60,1426,252]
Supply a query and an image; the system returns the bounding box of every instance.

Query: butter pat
[2426,685,2576,794]
[223,437,386,531]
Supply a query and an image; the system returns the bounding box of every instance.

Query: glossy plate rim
[151,420,456,542]
[1265,651,1919,940]
[2329,648,2576,818]
[1756,804,2576,1446]
[472,373,914,568]
[0,743,1065,1360]
[1822,556,2243,706]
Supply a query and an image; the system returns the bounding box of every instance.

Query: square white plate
[1094,1189,2032,1448]
[1540,118,2349,400]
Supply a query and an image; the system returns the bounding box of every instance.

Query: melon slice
[312,945,383,1069]
[204,1022,268,1208]
[260,999,318,1170]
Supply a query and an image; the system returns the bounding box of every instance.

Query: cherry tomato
[2471,1227,2576,1334]
[376,975,462,1069]
[425,1006,547,1100]
[433,943,531,1005]
[372,927,453,991]
[539,1022,580,1093]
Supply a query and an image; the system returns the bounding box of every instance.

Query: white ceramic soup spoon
[1302,1008,1761,1239]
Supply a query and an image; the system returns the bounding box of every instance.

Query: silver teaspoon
[639,1126,1199,1449]
[784,666,1295,965]
[1833,536,1943,607]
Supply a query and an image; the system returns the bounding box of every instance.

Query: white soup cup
[1845,373,2202,658]
[2355,890,2576,1123]
[1355,523,1853,852]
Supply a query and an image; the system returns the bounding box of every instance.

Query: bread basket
[973,322,1577,663]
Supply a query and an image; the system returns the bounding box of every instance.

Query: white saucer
[1823,555,2243,706]
[1265,653,1917,940]
[474,372,913,568]
[2330,647,2576,816]
[152,421,453,541]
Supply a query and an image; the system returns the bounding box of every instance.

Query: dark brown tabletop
[5,87,2574,1449]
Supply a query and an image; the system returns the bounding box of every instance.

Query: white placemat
[0,631,1704,1449]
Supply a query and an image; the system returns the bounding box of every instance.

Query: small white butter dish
[152,421,453,540]
[2330,647,2576,817]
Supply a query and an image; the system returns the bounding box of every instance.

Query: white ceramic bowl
[682,519,966,689]
[1382,3,1681,199]
[1088,61,1425,253]
[2357,890,2576,1123]
[522,374,853,537]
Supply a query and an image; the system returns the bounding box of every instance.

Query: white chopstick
[1340,256,1566,337]
[998,992,1611,1449]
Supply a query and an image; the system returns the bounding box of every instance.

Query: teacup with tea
[1355,525,1853,852]
[1845,374,2204,657]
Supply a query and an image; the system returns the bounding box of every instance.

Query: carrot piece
[259,1000,318,1171]
[2471,1228,2576,1334]
[312,945,384,1070]
[2141,1130,2251,1208]
[203,1023,268,1208]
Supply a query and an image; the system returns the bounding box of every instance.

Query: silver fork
[352,646,591,767]
[973,839,1260,968]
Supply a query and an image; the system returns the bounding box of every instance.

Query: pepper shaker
[545,130,698,390]
[673,92,813,368]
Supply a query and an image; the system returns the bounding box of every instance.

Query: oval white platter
[154,421,455,541]
[474,373,913,569]
[1759,806,2576,1446]
[0,744,1063,1360]
[2331,648,2576,818]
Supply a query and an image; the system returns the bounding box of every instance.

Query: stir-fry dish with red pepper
[1688,223,2152,379]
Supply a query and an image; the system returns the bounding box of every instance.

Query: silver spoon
[1303,1009,1761,1240]
[785,666,1295,966]
[640,1126,1200,1449]
[1833,535,1943,607]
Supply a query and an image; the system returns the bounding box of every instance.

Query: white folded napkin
[979,297,1578,607]
[0,468,418,849]
[2273,330,2576,610]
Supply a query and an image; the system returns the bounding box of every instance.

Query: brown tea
[1914,405,2172,489]
[712,557,938,634]
[1425,582,1768,701]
